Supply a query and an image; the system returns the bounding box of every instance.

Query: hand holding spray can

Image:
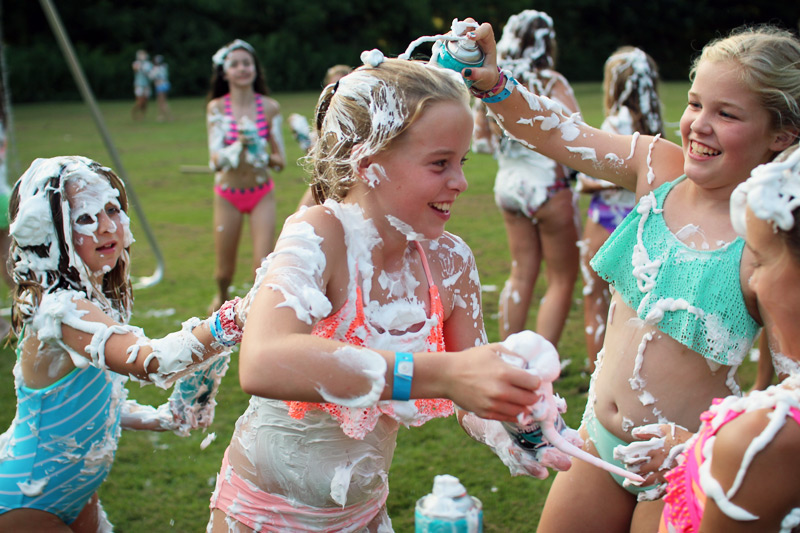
[398,19,484,87]
[499,331,645,483]
[415,474,482,533]
[430,20,484,87]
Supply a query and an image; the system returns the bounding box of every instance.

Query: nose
[96,211,116,234]
[690,109,712,135]
[450,167,468,194]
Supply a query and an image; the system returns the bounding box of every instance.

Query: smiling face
[746,207,800,359]
[223,48,257,89]
[680,59,786,191]
[360,100,471,240]
[66,179,127,278]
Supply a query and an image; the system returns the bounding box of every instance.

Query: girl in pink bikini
[660,145,800,532]
[207,39,285,313]
[206,51,570,532]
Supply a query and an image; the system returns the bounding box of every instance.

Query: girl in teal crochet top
[456,21,800,532]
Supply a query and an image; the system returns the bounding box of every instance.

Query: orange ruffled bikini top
[285,241,453,440]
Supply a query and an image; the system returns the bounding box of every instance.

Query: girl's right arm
[464,21,684,196]
[31,288,238,390]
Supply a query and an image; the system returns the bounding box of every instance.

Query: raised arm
[463,21,684,195]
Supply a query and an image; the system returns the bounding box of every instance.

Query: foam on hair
[306,58,468,203]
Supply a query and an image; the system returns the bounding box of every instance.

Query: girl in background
[578,46,664,371]
[207,39,285,313]
[474,10,581,347]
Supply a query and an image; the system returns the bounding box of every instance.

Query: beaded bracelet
[210,297,243,347]
[392,352,414,401]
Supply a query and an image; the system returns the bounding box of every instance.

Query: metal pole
[38,0,164,289]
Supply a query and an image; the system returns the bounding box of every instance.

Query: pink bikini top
[661,398,800,532]
[223,93,269,145]
[285,241,453,440]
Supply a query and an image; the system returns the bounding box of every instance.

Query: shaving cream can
[431,39,484,86]
[415,474,483,533]
[502,414,567,459]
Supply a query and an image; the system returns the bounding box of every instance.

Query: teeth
[430,202,451,212]
[691,141,720,156]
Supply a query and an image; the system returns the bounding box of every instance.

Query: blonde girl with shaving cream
[207,50,576,532]
[0,156,243,532]
[455,21,800,531]
[473,10,582,347]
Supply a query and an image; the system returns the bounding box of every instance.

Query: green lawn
[0,81,761,532]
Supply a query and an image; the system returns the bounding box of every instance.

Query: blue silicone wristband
[209,312,236,347]
[483,76,519,104]
[392,352,414,401]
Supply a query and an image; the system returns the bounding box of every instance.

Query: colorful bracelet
[392,352,414,401]
[469,67,505,99]
[210,297,243,347]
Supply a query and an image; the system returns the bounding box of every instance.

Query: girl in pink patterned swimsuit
[206,51,570,532]
[660,145,800,532]
[207,39,285,314]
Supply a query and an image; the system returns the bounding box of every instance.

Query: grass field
[0,81,761,532]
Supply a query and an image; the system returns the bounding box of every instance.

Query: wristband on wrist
[209,297,243,347]
[392,352,414,401]
[481,73,519,104]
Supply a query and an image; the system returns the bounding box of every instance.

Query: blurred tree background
[2,0,799,102]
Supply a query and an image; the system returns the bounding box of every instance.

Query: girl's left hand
[460,20,501,92]
[613,423,692,486]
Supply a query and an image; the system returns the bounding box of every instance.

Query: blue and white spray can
[430,38,484,87]
[415,474,483,533]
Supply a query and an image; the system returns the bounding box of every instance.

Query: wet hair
[496,10,558,82]
[323,64,353,87]
[306,58,469,204]
[691,25,800,140]
[207,40,269,101]
[8,158,132,333]
[603,46,665,136]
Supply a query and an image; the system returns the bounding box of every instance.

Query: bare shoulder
[421,232,479,292]
[713,406,800,481]
[206,97,223,115]
[261,95,281,116]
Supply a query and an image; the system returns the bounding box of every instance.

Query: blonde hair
[691,25,800,137]
[9,159,132,333]
[603,46,664,136]
[307,58,469,203]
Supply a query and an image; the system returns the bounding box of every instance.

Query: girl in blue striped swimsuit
[0,156,244,531]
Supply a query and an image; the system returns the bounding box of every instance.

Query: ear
[771,127,799,152]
